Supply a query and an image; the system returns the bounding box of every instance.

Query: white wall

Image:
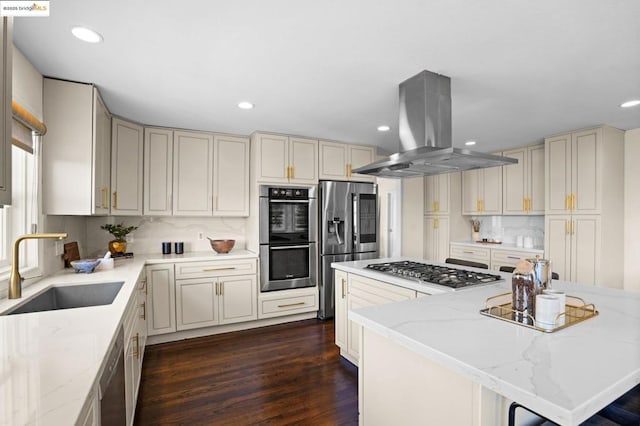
[624,128,640,292]
[377,178,401,258]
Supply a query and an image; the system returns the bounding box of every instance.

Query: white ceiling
[13,0,640,155]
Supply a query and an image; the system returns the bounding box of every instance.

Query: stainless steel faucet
[8,233,68,299]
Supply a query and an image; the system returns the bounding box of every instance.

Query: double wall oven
[259,185,317,292]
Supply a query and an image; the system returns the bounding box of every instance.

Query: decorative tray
[479,292,598,333]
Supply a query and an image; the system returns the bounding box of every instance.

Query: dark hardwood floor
[134,319,358,425]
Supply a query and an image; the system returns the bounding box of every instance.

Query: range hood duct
[353,70,517,178]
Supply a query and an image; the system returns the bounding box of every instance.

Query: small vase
[109,240,127,254]
[472,231,480,242]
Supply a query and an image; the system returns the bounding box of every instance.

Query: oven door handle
[270,245,310,250]
[269,199,309,204]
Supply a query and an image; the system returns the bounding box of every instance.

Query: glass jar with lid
[512,259,536,324]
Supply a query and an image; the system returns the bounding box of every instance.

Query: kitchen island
[333,259,640,425]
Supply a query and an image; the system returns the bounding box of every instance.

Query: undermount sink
[7,281,124,315]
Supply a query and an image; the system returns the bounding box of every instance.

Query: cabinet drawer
[349,274,416,303]
[258,289,318,319]
[174,258,257,279]
[449,245,491,263]
[491,249,540,266]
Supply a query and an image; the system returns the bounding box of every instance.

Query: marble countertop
[0,250,256,426]
[451,240,544,253]
[342,260,640,425]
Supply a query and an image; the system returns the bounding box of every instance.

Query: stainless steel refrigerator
[318,181,378,319]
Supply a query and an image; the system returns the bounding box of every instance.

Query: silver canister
[527,257,552,292]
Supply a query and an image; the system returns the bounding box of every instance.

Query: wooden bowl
[209,239,235,254]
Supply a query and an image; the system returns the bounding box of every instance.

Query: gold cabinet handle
[290,165,295,179]
[101,188,108,209]
[479,199,484,212]
[203,267,236,272]
[220,282,224,296]
[528,197,532,211]
[434,218,439,229]
[565,195,570,211]
[277,302,305,308]
[341,278,346,299]
[571,193,576,211]
[132,333,140,359]
[565,220,570,235]
[113,191,118,209]
[523,197,527,212]
[346,164,350,177]
[215,282,219,296]
[476,199,480,212]
[140,302,146,320]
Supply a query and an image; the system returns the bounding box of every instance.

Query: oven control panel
[269,187,308,200]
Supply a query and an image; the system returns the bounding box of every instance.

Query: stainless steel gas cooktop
[365,261,502,289]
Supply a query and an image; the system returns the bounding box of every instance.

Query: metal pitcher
[527,257,552,292]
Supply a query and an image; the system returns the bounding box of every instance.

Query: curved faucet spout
[8,233,68,299]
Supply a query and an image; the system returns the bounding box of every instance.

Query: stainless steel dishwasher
[99,326,126,425]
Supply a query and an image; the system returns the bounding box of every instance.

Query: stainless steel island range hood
[353,70,517,178]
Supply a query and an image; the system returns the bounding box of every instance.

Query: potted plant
[101,223,138,253]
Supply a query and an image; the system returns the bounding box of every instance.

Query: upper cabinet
[252,133,318,184]
[111,118,144,216]
[318,140,375,182]
[144,127,173,216]
[213,134,249,216]
[424,174,449,214]
[461,164,502,215]
[502,144,544,215]
[43,78,111,215]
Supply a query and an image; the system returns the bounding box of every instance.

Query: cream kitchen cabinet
[172,130,214,216]
[143,127,173,216]
[318,140,375,182]
[449,242,542,271]
[43,78,111,215]
[490,248,542,271]
[423,216,449,263]
[544,126,624,288]
[124,272,147,426]
[335,272,417,366]
[146,264,176,336]
[424,174,449,214]
[175,259,257,330]
[213,134,250,216]
[462,164,502,215]
[252,133,318,184]
[0,18,12,206]
[545,215,600,286]
[449,244,491,265]
[257,286,318,319]
[111,118,144,216]
[502,144,544,215]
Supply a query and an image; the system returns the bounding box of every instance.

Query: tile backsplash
[85,216,247,257]
[472,215,544,248]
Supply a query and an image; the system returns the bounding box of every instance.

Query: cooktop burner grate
[365,261,502,289]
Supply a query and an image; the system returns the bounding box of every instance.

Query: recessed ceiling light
[377,125,390,132]
[620,99,640,108]
[465,140,476,146]
[237,101,254,110]
[71,26,103,43]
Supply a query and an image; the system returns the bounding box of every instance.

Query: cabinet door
[528,144,545,214]
[289,136,318,184]
[213,134,249,216]
[544,215,572,284]
[173,131,213,216]
[480,166,502,214]
[424,176,436,214]
[111,118,143,215]
[461,170,479,215]
[349,145,375,182]
[255,133,289,183]
[436,216,450,263]
[502,147,526,215]
[571,215,600,285]
[219,274,257,325]
[143,128,173,216]
[334,269,348,350]
[545,134,571,214]
[423,216,437,261]
[92,91,111,215]
[436,174,450,214]
[176,278,218,330]
[146,265,176,336]
[0,18,11,206]
[319,140,349,180]
[572,129,600,214]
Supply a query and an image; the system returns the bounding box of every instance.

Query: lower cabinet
[423,216,450,263]
[176,274,257,330]
[335,271,420,366]
[76,383,99,426]
[449,243,542,271]
[124,273,147,426]
[146,264,176,336]
[257,286,318,319]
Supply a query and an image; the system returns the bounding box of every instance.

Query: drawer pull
[202,267,236,272]
[341,278,346,299]
[132,333,140,359]
[463,251,474,254]
[140,302,146,320]
[277,302,305,308]
[506,256,520,260]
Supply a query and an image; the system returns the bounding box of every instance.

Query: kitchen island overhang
[334,259,640,425]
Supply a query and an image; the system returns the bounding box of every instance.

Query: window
[0,138,39,277]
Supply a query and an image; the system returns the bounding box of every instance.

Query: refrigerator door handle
[352,193,358,244]
[331,219,343,245]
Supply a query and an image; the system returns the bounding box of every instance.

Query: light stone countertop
[0,250,256,426]
[335,259,640,425]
